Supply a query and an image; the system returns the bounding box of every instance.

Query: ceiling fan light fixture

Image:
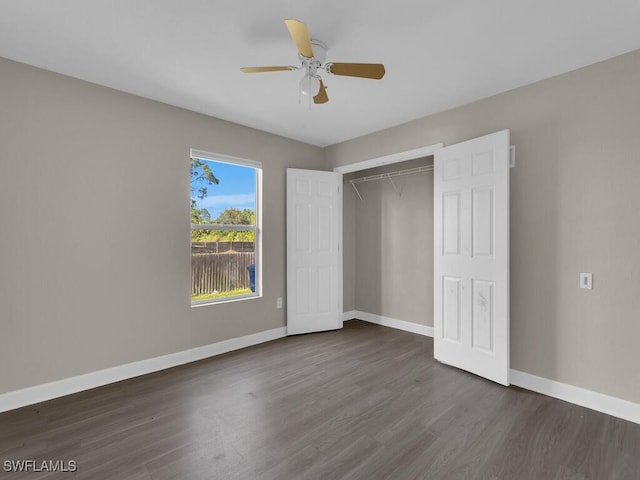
[300,74,321,97]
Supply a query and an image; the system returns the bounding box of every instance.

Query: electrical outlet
[276,297,283,309]
[580,273,593,290]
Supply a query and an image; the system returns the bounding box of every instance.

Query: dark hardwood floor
[1,320,639,479]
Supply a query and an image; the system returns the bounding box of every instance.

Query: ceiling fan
[240,19,386,105]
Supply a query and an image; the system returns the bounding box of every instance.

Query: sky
[191,158,256,221]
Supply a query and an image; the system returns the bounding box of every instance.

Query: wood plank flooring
[1,320,639,479]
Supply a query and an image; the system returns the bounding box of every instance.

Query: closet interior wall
[343,156,434,327]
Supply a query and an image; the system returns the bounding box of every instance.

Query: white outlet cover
[580,273,593,290]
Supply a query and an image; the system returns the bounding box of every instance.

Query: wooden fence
[191,252,255,295]
[191,241,254,254]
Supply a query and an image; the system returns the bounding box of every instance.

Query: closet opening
[339,153,436,334]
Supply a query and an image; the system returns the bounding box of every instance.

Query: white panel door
[434,130,510,385]
[287,168,342,335]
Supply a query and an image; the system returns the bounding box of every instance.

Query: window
[190,149,261,305]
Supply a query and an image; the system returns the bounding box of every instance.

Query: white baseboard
[347,310,434,337]
[342,310,358,322]
[0,327,287,414]
[510,369,640,425]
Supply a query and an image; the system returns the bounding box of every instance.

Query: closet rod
[347,165,433,185]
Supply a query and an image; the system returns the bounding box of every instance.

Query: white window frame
[190,149,262,306]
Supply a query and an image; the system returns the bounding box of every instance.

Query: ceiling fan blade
[326,63,386,79]
[313,80,329,104]
[240,66,294,73]
[285,19,314,58]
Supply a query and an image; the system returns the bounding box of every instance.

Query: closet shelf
[346,165,433,200]
[347,165,433,184]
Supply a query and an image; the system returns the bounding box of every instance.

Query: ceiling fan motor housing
[310,39,327,63]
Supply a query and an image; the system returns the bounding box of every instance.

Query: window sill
[191,292,261,308]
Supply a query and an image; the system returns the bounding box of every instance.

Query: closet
[342,156,435,329]
[289,130,510,385]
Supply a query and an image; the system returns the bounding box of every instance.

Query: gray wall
[327,50,640,405]
[342,184,356,313]
[344,159,434,326]
[0,58,324,394]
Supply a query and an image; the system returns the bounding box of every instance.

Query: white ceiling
[2,1,640,147]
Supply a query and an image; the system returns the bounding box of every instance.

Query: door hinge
[509,145,516,168]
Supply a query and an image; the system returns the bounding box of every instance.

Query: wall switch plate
[580,273,593,290]
[276,297,283,309]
